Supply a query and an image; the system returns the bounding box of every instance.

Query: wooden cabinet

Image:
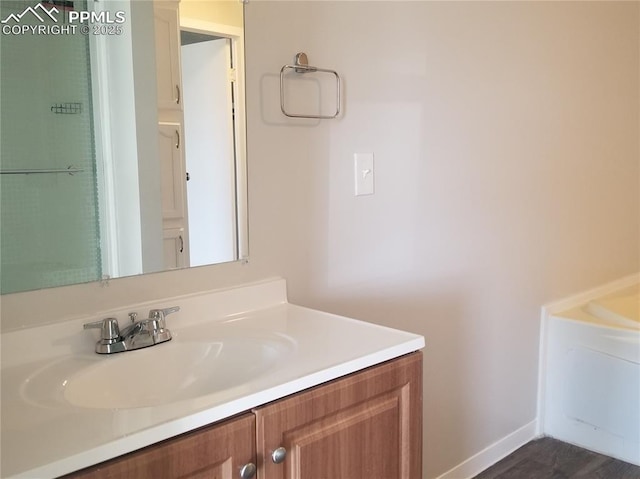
[254,352,422,479]
[63,413,256,479]
[62,353,422,479]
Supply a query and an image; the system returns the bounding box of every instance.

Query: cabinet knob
[271,446,287,464]
[239,462,256,478]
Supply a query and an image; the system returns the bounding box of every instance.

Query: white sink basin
[2,279,425,479]
[22,335,295,409]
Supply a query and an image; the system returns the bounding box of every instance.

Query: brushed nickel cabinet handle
[271,447,286,464]
[239,463,256,478]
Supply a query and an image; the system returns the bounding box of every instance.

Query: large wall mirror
[0,0,248,295]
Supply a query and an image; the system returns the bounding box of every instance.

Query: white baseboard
[434,420,539,479]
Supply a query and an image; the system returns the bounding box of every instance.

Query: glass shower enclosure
[0,0,102,294]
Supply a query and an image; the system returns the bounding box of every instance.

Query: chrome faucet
[83,306,179,354]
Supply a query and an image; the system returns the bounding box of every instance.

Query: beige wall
[243,1,639,477]
[1,2,638,478]
[179,0,243,28]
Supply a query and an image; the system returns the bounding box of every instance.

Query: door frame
[179,17,249,263]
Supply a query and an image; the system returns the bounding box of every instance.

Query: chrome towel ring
[280,52,341,119]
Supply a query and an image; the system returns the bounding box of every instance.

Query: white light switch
[354,153,374,196]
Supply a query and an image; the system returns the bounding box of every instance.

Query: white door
[181,38,237,267]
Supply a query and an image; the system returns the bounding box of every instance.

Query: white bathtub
[539,276,640,466]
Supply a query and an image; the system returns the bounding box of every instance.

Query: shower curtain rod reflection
[0,166,84,175]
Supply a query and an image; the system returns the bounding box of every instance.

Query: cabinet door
[254,352,423,479]
[62,414,256,479]
[158,122,187,223]
[163,227,187,269]
[154,0,182,111]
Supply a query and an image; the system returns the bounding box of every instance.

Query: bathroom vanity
[63,353,422,479]
[1,2,424,476]
[1,279,424,478]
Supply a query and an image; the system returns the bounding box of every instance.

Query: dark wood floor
[473,437,640,479]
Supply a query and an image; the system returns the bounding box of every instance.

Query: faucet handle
[148,306,180,329]
[83,317,120,341]
[149,306,180,318]
[148,306,180,320]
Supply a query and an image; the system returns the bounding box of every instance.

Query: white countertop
[1,279,424,478]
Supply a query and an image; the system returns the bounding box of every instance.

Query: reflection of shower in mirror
[0,0,248,295]
[1,0,100,294]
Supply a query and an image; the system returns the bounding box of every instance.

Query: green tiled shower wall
[1,0,101,294]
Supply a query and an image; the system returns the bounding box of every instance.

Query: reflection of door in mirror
[181,33,237,267]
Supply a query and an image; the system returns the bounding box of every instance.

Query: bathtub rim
[542,273,639,317]
[536,272,640,436]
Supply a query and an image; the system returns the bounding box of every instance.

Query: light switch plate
[354,153,374,196]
